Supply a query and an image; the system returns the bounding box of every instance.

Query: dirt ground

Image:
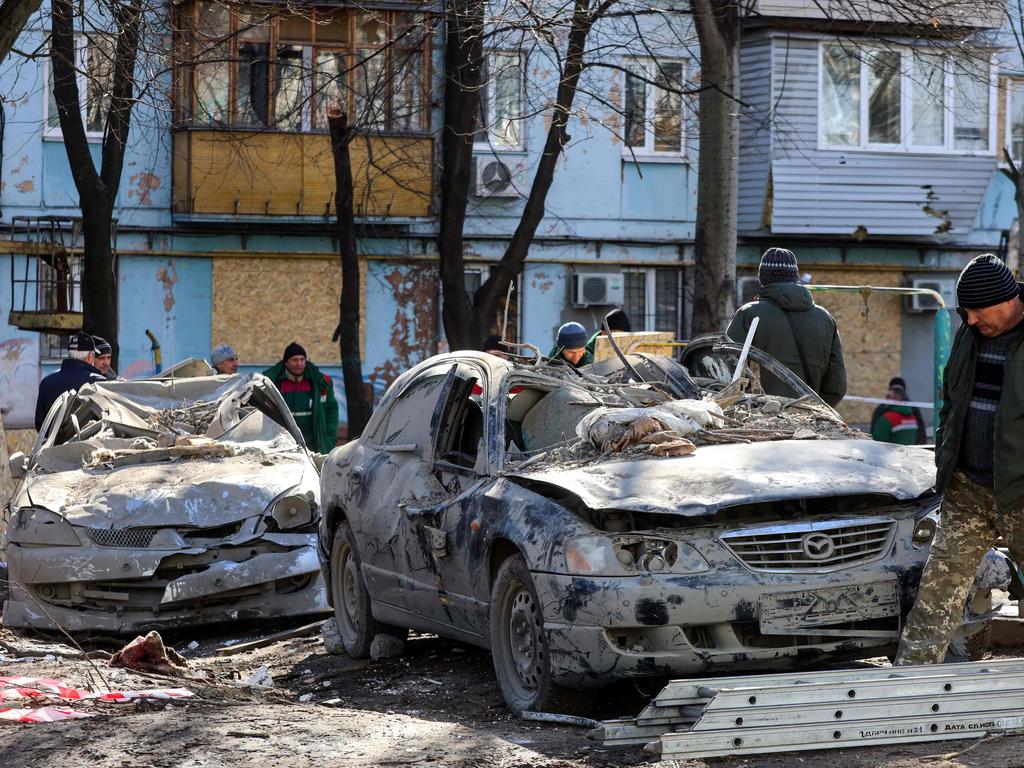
[4,621,1024,768]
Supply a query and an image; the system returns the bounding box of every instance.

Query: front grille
[85,527,158,548]
[720,517,896,572]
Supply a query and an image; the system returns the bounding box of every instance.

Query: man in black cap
[895,253,1024,665]
[262,342,339,453]
[870,376,926,444]
[726,247,847,406]
[34,333,106,429]
[93,336,117,380]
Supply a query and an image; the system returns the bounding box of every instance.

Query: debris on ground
[215,620,327,656]
[238,664,274,689]
[322,618,343,655]
[109,631,188,676]
[369,633,406,660]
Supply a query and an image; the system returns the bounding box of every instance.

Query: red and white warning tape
[0,676,194,723]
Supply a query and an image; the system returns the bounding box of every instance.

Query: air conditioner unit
[737,276,760,306]
[475,158,518,197]
[908,277,956,312]
[572,273,625,307]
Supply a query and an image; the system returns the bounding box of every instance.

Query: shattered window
[1009,79,1024,163]
[274,44,306,130]
[820,42,993,154]
[621,58,685,156]
[45,35,116,138]
[193,2,231,125]
[378,375,448,447]
[234,12,271,127]
[476,51,524,148]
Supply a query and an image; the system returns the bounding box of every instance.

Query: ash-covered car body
[319,341,1009,712]
[3,363,328,633]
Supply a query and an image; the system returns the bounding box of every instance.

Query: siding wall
[738,34,998,240]
[738,34,774,232]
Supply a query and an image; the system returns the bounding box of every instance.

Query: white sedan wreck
[320,338,1010,713]
[3,367,328,633]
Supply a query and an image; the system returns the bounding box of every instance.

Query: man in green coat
[895,254,1024,665]
[726,247,847,406]
[262,342,339,454]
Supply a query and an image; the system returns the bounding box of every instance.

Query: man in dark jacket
[895,254,1024,665]
[726,247,847,406]
[34,333,106,429]
[262,342,339,453]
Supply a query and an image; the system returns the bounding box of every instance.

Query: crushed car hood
[25,452,310,528]
[511,439,936,515]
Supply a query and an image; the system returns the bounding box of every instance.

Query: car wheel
[330,521,381,658]
[489,554,586,714]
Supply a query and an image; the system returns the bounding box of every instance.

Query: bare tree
[0,0,43,63]
[50,0,145,366]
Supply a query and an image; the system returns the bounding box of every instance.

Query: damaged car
[3,363,328,633]
[319,339,1010,713]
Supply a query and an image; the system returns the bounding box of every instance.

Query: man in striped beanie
[726,247,847,405]
[896,253,1024,665]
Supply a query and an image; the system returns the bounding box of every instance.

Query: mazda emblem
[801,533,836,561]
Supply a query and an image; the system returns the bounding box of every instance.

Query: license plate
[759,581,900,632]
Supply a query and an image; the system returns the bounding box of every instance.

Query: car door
[399,361,493,639]
[351,366,459,618]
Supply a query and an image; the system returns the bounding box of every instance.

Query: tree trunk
[51,0,142,369]
[690,0,740,335]
[79,203,119,361]
[437,0,485,351]
[329,111,372,439]
[474,0,594,337]
[0,0,42,63]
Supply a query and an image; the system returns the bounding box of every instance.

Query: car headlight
[565,535,709,576]
[8,508,82,547]
[913,509,939,549]
[269,494,314,529]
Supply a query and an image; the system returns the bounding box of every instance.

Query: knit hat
[556,322,588,350]
[482,335,507,353]
[211,344,237,366]
[604,308,632,333]
[68,332,97,353]
[888,376,907,390]
[956,254,1022,309]
[93,336,112,355]
[283,341,307,361]
[758,247,799,286]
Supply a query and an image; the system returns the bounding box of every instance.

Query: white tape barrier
[843,395,934,410]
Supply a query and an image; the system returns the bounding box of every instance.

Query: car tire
[330,521,383,659]
[489,554,587,715]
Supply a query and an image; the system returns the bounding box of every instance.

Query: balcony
[172,129,433,219]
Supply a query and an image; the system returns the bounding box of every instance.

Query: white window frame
[817,42,997,156]
[474,50,525,152]
[621,57,687,160]
[1004,76,1024,164]
[44,35,112,142]
[623,267,683,333]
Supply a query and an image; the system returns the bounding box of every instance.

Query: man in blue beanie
[896,253,1024,665]
[549,321,593,368]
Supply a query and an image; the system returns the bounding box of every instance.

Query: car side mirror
[8,451,28,480]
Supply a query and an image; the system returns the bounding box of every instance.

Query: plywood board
[593,331,675,362]
[211,255,366,367]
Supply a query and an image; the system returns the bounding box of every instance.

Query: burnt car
[319,340,1009,713]
[3,363,328,632]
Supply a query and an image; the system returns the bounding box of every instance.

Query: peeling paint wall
[363,261,439,388]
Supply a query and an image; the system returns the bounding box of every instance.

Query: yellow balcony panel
[173,130,433,218]
[9,311,83,333]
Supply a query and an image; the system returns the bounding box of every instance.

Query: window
[622,268,683,334]
[38,254,83,360]
[1005,78,1024,162]
[476,52,524,149]
[820,43,993,153]
[45,35,115,139]
[180,2,429,132]
[623,59,685,156]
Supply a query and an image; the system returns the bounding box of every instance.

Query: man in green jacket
[895,254,1024,665]
[262,342,339,454]
[726,247,847,406]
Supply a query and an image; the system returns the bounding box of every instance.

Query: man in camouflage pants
[895,254,1024,665]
